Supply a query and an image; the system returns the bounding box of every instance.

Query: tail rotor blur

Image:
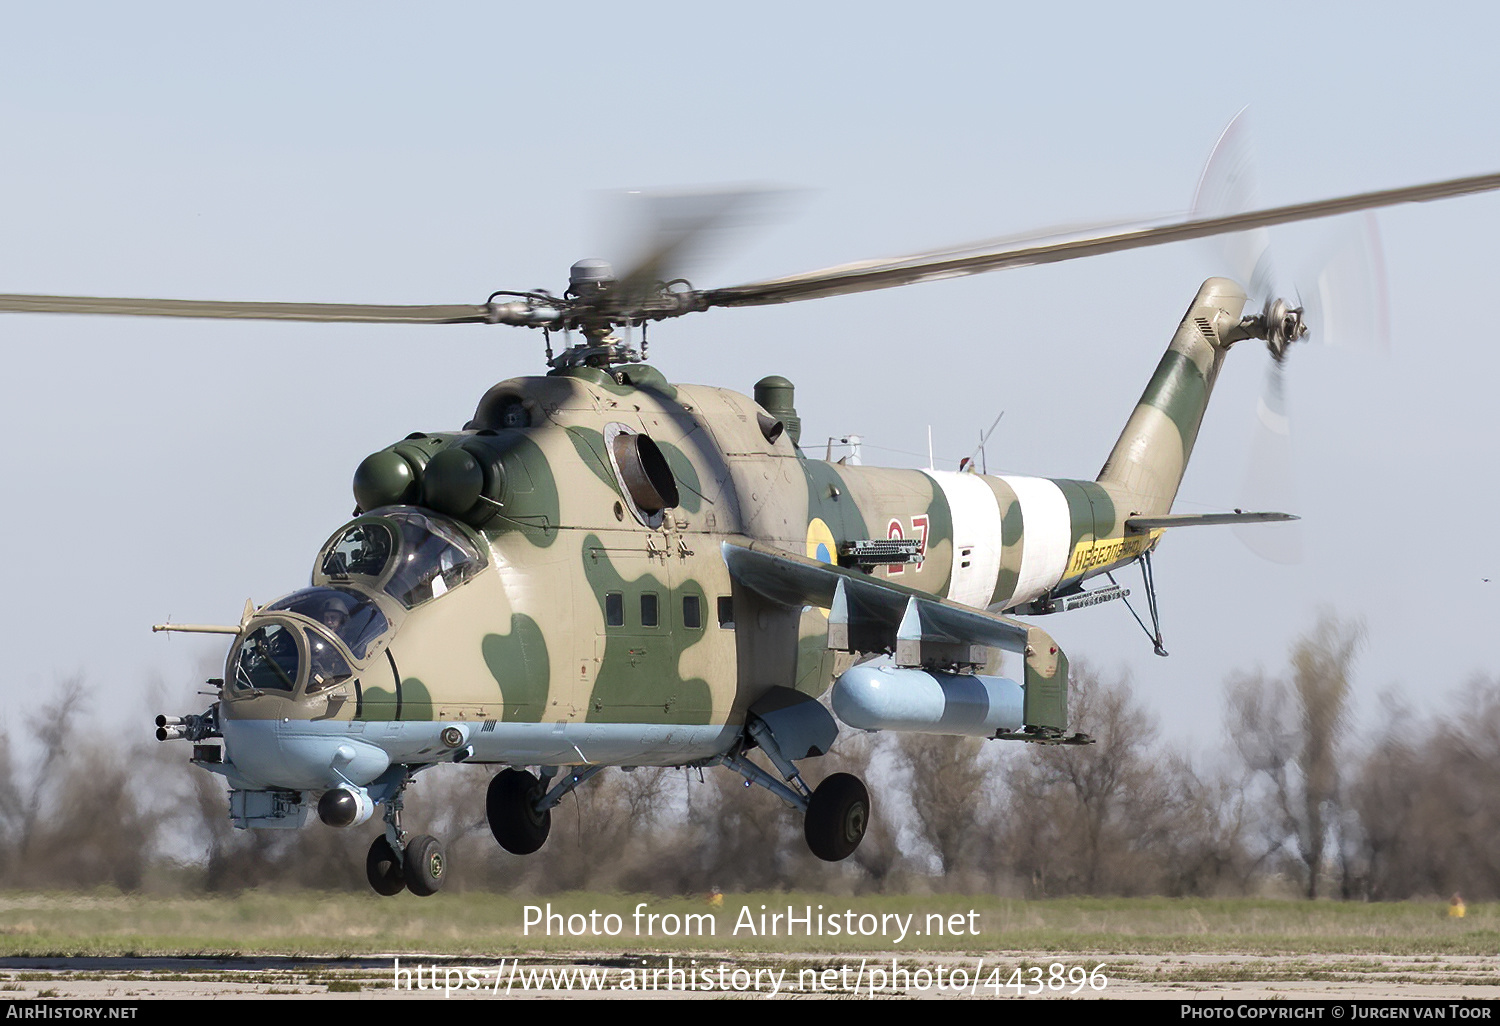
[1192,108,1391,562]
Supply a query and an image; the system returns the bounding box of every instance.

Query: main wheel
[365,835,406,896]
[487,768,552,855]
[804,772,870,862]
[403,834,447,896]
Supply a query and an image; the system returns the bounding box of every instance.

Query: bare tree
[894,733,990,879]
[992,664,1179,896]
[1227,612,1362,899]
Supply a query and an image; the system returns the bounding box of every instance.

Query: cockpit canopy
[231,621,355,696]
[226,508,486,700]
[267,586,388,660]
[318,507,486,608]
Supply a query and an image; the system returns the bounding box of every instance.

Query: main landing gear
[716,744,872,863]
[479,758,872,863]
[711,689,872,862]
[804,772,870,862]
[485,765,604,855]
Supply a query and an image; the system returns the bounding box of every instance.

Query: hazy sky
[1,2,1496,759]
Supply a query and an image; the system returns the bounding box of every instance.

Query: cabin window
[640,592,659,628]
[605,592,624,627]
[717,596,735,629]
[682,594,702,629]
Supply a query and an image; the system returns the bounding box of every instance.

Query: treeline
[1,613,1496,900]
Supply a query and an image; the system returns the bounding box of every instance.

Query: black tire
[487,768,552,855]
[404,834,447,897]
[365,835,406,896]
[805,772,871,862]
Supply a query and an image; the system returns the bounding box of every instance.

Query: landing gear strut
[363,767,448,898]
[485,764,605,855]
[717,696,872,863]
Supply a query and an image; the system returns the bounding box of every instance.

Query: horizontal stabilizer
[1125,511,1297,531]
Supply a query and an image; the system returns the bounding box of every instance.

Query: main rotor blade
[0,294,493,324]
[608,188,778,307]
[703,171,1500,308]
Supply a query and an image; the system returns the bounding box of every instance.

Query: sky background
[0,1,1496,760]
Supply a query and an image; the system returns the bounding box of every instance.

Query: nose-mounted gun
[154,705,220,742]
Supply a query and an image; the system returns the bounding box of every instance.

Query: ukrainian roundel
[806,518,838,565]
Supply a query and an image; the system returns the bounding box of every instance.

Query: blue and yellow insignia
[806,517,838,566]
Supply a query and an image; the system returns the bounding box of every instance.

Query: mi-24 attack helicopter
[4,169,1497,898]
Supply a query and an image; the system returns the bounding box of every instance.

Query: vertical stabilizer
[1097,278,1247,516]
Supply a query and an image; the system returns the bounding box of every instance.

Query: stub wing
[722,541,1027,659]
[722,542,1074,734]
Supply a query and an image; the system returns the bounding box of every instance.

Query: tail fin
[1097,278,1247,516]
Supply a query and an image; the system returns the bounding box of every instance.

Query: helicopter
[6,171,1497,897]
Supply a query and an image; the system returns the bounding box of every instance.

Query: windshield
[303,626,355,693]
[232,624,300,693]
[267,586,389,660]
[321,521,394,578]
[380,509,485,608]
[317,508,485,609]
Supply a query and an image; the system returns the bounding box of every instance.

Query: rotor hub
[1232,296,1308,361]
[567,258,617,297]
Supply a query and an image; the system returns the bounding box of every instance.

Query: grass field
[1,890,1495,959]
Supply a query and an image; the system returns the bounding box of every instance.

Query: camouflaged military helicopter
[5,171,1497,898]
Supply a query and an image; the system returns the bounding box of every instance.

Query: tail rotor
[1192,108,1390,562]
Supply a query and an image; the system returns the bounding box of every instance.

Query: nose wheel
[364,832,448,897]
[365,835,406,896]
[403,834,447,896]
[363,769,449,897]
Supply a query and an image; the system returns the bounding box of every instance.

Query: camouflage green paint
[1136,349,1210,459]
[495,434,562,546]
[996,495,1024,602]
[1097,278,1243,517]
[360,684,397,721]
[801,461,869,556]
[1022,626,1069,731]
[918,477,954,595]
[1056,480,1098,552]
[563,425,622,494]
[657,439,703,514]
[795,626,834,694]
[482,614,551,722]
[555,363,679,401]
[580,533,713,724]
[398,676,435,721]
[617,364,678,400]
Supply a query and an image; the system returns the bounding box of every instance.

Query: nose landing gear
[362,768,449,898]
[365,835,406,896]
